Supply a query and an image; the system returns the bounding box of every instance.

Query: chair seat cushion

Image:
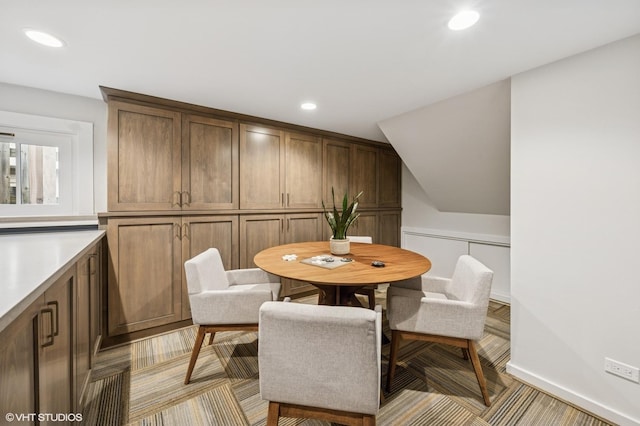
[190,285,274,325]
[387,285,486,340]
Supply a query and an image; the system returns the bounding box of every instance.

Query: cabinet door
[74,242,100,408]
[351,211,379,243]
[379,211,401,247]
[182,115,238,210]
[181,215,239,319]
[75,252,92,407]
[0,297,40,419]
[107,217,182,336]
[322,138,351,207]
[240,215,284,268]
[89,243,102,362]
[379,148,402,207]
[351,144,378,208]
[240,124,285,209]
[284,213,321,244]
[284,132,322,208]
[39,269,73,419]
[283,213,322,296]
[108,101,182,211]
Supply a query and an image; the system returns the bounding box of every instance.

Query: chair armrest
[421,276,450,293]
[388,294,487,340]
[189,288,272,325]
[226,268,280,285]
[391,275,450,294]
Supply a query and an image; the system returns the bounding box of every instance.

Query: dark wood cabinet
[182,115,238,210]
[108,101,182,211]
[101,87,402,341]
[240,125,322,209]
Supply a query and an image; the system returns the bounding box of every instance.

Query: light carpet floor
[83,292,614,425]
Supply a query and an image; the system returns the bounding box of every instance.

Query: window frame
[0,110,93,218]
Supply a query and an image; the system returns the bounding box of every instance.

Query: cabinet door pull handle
[287,218,290,231]
[89,253,97,275]
[47,301,59,337]
[40,308,54,348]
[183,223,190,239]
[174,223,182,240]
[173,191,181,207]
[281,193,284,207]
[182,191,191,207]
[287,193,290,207]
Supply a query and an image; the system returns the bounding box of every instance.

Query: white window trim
[0,110,94,219]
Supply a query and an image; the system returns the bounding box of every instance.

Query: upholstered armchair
[386,255,494,406]
[348,235,377,309]
[183,248,281,384]
[259,301,382,426]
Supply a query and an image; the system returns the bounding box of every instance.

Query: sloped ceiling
[379,80,511,215]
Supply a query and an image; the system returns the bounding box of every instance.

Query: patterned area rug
[83,293,613,425]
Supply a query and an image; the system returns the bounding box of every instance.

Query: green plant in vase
[322,188,363,254]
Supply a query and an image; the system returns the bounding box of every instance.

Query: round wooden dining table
[254,241,431,306]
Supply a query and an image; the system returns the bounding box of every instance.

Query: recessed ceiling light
[24,29,65,47]
[448,10,480,31]
[300,102,317,111]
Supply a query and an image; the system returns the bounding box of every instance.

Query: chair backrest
[348,235,373,244]
[184,248,229,294]
[448,255,493,306]
[259,301,381,415]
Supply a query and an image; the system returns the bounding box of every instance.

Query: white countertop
[0,230,105,333]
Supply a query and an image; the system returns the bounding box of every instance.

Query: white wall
[380,80,511,215]
[401,153,511,302]
[0,83,107,215]
[510,34,640,425]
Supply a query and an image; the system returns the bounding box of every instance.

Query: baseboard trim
[506,361,640,426]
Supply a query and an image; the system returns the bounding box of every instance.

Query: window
[0,111,93,218]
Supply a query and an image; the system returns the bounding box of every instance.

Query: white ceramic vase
[329,237,350,255]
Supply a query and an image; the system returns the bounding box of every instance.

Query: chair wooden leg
[467,340,491,406]
[363,414,376,425]
[367,288,376,310]
[462,347,469,360]
[386,330,400,393]
[184,326,207,385]
[266,401,280,426]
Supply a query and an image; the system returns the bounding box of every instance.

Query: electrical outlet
[604,358,640,383]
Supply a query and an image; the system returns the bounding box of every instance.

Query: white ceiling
[2,1,640,143]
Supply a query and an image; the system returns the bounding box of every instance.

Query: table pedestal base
[314,284,365,307]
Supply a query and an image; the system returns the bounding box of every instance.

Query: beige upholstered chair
[259,301,382,426]
[348,236,377,309]
[385,255,494,406]
[183,248,281,384]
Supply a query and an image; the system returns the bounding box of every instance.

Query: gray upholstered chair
[183,248,281,384]
[385,255,494,406]
[348,235,377,309]
[259,301,382,426]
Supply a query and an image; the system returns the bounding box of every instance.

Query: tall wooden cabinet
[240,124,321,209]
[100,87,402,344]
[240,213,322,296]
[182,115,238,210]
[106,215,238,336]
[108,101,238,211]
